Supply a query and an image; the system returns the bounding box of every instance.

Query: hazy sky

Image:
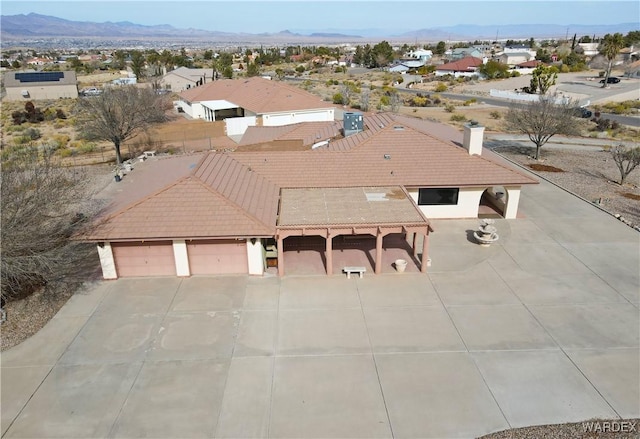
[2,1,638,34]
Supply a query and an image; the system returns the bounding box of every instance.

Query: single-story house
[495,52,533,67]
[84,113,537,280]
[407,49,433,62]
[160,67,217,92]
[435,56,484,77]
[389,59,426,73]
[3,70,78,101]
[173,77,335,136]
[450,48,482,61]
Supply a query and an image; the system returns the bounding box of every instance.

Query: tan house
[3,70,78,101]
[160,67,217,92]
[84,113,537,280]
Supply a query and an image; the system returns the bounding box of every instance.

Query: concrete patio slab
[501,219,557,244]
[566,348,640,419]
[279,276,360,309]
[355,274,440,308]
[473,350,618,428]
[375,352,509,438]
[110,359,229,438]
[216,357,273,438]
[234,310,278,357]
[269,355,391,438]
[498,272,630,305]
[58,313,163,365]
[243,278,280,310]
[1,365,52,436]
[277,308,370,355]
[171,276,247,311]
[146,311,239,361]
[54,281,113,318]
[447,304,558,351]
[1,316,89,367]
[502,242,592,275]
[528,303,640,349]
[363,306,466,353]
[429,261,520,306]
[94,277,180,315]
[4,363,141,439]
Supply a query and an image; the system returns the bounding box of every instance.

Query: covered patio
[275,187,432,276]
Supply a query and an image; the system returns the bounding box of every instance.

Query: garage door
[187,239,248,275]
[112,241,176,277]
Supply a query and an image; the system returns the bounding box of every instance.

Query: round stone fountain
[474,219,499,247]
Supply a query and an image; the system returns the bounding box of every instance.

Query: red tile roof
[436,56,483,72]
[87,113,537,241]
[238,121,341,147]
[178,77,334,114]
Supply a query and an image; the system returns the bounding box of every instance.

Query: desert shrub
[13,136,32,145]
[332,92,345,105]
[560,64,570,73]
[57,147,73,158]
[51,134,70,148]
[450,113,467,122]
[463,98,477,106]
[23,127,41,140]
[511,71,521,77]
[490,110,502,119]
[434,82,448,92]
[78,142,96,153]
[444,104,456,113]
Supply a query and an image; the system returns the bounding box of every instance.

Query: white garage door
[112,241,176,277]
[187,239,248,275]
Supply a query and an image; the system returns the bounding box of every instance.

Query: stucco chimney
[463,121,485,155]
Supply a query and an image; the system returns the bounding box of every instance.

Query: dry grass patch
[620,192,640,201]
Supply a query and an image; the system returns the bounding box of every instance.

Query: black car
[573,107,593,118]
[599,77,620,84]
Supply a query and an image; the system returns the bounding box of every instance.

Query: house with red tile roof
[173,77,335,137]
[435,56,484,78]
[85,112,536,280]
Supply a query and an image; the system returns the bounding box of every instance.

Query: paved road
[2,177,638,438]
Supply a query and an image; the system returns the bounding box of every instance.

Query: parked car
[599,77,620,84]
[573,107,593,118]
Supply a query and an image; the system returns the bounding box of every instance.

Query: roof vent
[384,154,391,160]
[393,126,404,130]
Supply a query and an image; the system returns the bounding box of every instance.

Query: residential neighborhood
[1,7,639,439]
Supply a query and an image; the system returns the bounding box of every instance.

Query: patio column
[412,232,418,257]
[325,232,333,276]
[375,230,383,274]
[420,233,429,273]
[277,235,284,277]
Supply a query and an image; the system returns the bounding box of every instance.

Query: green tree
[478,60,510,79]
[600,33,625,88]
[75,86,170,164]
[222,65,233,79]
[246,62,260,77]
[529,65,558,95]
[371,41,394,68]
[435,41,446,55]
[130,50,146,80]
[504,93,580,160]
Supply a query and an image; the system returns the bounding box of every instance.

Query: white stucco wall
[173,240,190,277]
[246,239,265,275]
[503,186,521,219]
[97,242,117,279]
[408,187,484,219]
[226,116,257,136]
[262,108,334,126]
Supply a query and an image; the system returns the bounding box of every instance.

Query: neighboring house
[84,113,537,280]
[407,49,433,62]
[624,60,640,78]
[512,60,544,74]
[160,67,217,92]
[389,59,425,73]
[450,47,482,60]
[620,46,639,62]
[174,77,335,136]
[435,56,484,77]
[577,42,599,57]
[3,70,78,101]
[495,52,533,66]
[503,45,536,58]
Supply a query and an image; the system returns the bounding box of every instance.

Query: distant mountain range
[1,13,637,45]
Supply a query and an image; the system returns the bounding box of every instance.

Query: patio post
[325,230,333,276]
[375,229,383,274]
[277,234,284,277]
[412,232,418,257]
[420,233,429,273]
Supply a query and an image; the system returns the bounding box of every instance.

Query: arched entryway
[479,186,507,218]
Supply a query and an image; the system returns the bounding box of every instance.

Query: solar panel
[15,72,65,83]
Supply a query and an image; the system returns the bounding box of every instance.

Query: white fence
[490,89,570,104]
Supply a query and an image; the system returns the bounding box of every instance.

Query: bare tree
[390,91,401,113]
[359,88,370,112]
[1,148,101,303]
[504,94,581,160]
[75,86,170,164]
[611,144,640,185]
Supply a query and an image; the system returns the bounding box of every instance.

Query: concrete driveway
[2,176,639,438]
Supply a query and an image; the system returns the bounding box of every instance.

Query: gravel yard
[491,143,640,230]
